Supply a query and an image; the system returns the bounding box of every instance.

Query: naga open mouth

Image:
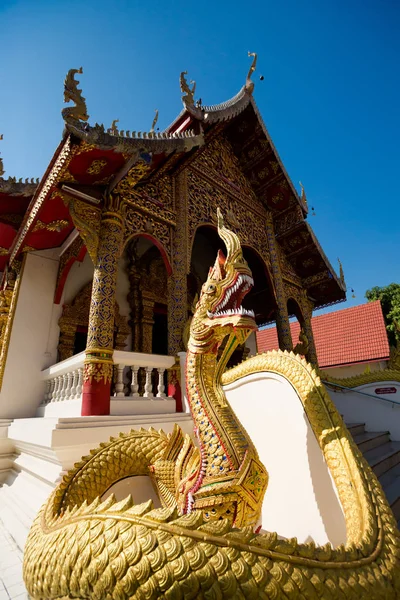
[207,273,255,319]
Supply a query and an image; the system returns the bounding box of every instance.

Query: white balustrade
[39,350,176,417]
[112,351,175,401]
[41,351,85,406]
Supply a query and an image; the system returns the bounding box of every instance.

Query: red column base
[82,378,111,416]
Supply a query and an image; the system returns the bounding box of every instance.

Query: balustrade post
[71,370,78,399]
[130,365,140,398]
[65,371,72,400]
[48,378,55,403]
[76,368,83,397]
[60,374,67,401]
[115,364,125,397]
[156,368,166,398]
[144,366,154,399]
[43,380,51,405]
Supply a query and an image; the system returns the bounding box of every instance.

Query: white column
[76,368,83,397]
[115,365,125,398]
[156,368,166,398]
[130,366,140,399]
[65,371,73,400]
[71,370,78,400]
[144,366,154,399]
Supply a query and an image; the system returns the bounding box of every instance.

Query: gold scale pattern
[23,218,400,598]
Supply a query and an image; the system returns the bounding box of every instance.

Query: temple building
[1,57,400,594]
[0,57,346,420]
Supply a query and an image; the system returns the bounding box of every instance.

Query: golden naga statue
[23,211,400,598]
[62,67,89,123]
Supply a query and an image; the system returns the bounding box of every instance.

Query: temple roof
[0,57,346,311]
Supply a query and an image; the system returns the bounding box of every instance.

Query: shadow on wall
[304,412,347,546]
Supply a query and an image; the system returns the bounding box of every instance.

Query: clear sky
[1,0,399,313]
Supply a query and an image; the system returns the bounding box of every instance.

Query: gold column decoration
[301,295,318,366]
[84,197,125,385]
[0,260,24,391]
[141,294,155,354]
[168,171,188,356]
[265,215,293,351]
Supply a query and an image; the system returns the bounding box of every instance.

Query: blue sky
[1,0,399,312]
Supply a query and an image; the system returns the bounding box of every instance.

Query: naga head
[188,209,256,355]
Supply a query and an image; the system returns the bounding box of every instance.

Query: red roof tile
[256,301,390,368]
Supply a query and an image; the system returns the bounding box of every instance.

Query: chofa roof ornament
[246,51,257,93]
[62,67,89,123]
[338,257,346,290]
[180,71,196,109]
[0,134,4,178]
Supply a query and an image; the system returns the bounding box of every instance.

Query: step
[384,478,400,521]
[346,423,366,436]
[352,431,390,453]
[363,442,400,478]
[379,462,400,490]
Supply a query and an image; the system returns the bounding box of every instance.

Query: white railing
[41,351,85,406]
[39,351,176,416]
[112,351,175,399]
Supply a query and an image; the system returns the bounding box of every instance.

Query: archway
[125,236,169,355]
[190,226,277,365]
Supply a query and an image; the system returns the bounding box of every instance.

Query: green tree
[365,283,400,346]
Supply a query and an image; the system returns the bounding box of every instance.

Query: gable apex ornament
[62,67,89,123]
[337,257,346,290]
[180,71,196,108]
[299,181,308,208]
[0,134,4,178]
[246,51,257,93]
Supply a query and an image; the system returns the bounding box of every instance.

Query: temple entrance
[125,236,169,355]
[190,226,277,364]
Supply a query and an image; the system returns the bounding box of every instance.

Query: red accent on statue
[81,378,111,416]
[168,369,182,412]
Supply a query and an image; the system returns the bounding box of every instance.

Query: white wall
[323,360,387,379]
[224,372,347,546]
[0,251,60,418]
[62,251,94,305]
[328,381,400,441]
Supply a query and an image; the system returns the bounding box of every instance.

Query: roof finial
[246,52,257,92]
[62,67,89,123]
[110,120,119,135]
[299,181,308,208]
[150,109,159,133]
[338,258,346,289]
[0,135,4,178]
[180,71,196,108]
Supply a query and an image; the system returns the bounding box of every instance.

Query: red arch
[124,233,172,276]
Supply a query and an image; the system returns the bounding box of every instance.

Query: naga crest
[62,67,89,123]
[188,209,256,354]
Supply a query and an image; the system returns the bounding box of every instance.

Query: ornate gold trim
[222,349,395,545]
[320,368,400,388]
[0,258,25,391]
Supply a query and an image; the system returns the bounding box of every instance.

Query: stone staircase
[347,422,400,528]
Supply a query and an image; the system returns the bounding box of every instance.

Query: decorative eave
[183,84,253,124]
[0,177,39,197]
[65,120,204,155]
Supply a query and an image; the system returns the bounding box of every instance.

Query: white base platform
[0,412,193,551]
[36,397,176,418]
